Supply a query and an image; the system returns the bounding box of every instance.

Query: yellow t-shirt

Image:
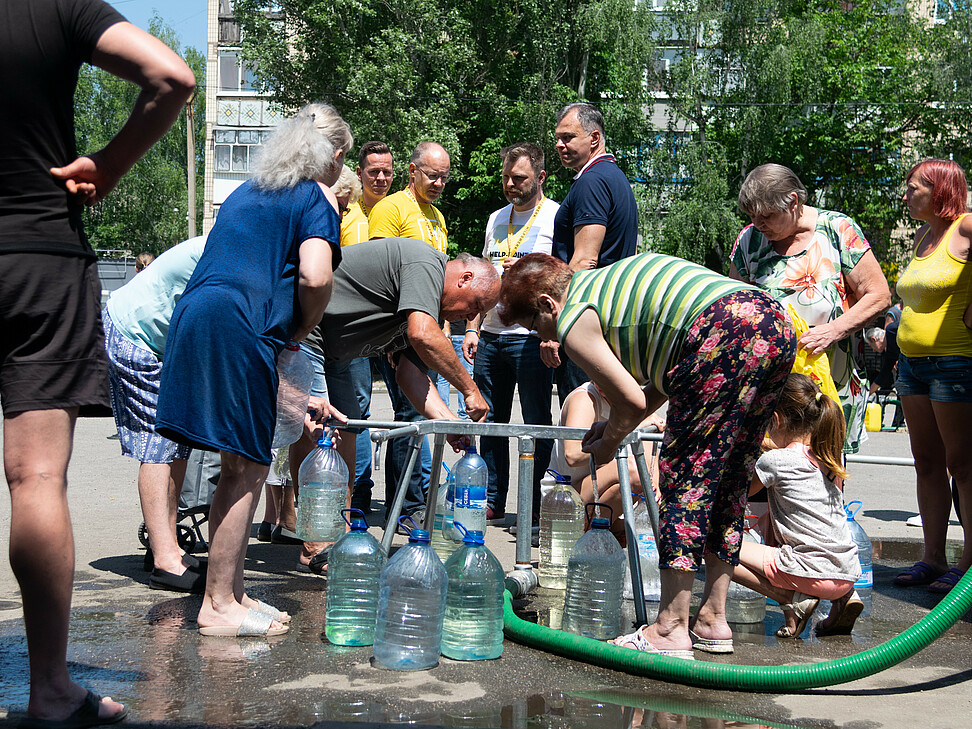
[897,214,972,357]
[368,189,448,253]
[340,200,370,247]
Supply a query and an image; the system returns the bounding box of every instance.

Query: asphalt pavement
[0,389,969,729]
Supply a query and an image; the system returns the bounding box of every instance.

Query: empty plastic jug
[453,444,488,536]
[431,465,461,562]
[373,517,448,670]
[538,469,585,590]
[622,493,661,602]
[562,504,625,640]
[271,341,314,448]
[325,509,386,646]
[845,500,873,616]
[296,435,349,542]
[441,522,505,660]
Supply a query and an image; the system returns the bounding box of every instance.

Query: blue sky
[109,0,208,53]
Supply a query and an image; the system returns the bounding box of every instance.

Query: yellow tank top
[897,214,972,357]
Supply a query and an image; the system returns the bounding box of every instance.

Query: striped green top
[556,253,754,395]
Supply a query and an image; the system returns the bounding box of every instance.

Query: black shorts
[0,252,111,416]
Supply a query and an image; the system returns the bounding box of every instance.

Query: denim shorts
[299,343,362,428]
[897,354,972,402]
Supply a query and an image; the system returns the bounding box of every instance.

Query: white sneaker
[906,514,923,527]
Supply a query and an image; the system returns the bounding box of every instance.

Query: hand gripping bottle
[453,443,488,537]
[325,509,387,646]
[845,500,873,616]
[561,504,625,640]
[296,435,349,542]
[622,493,661,602]
[538,469,585,590]
[441,522,505,660]
[431,464,461,562]
[271,341,314,448]
[373,516,448,670]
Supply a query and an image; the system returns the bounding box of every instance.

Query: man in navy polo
[544,102,639,401]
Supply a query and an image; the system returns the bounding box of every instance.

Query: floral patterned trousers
[658,290,796,571]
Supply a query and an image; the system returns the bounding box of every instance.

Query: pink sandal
[608,628,695,660]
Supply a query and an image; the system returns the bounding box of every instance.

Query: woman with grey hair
[731,163,890,454]
[156,103,352,637]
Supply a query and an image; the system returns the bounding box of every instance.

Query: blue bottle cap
[590,516,610,530]
[465,444,477,455]
[318,435,333,449]
[343,508,368,531]
[546,468,571,485]
[454,521,484,545]
[408,529,431,543]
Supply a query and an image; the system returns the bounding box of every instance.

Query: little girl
[731,373,863,640]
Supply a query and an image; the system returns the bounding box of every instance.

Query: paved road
[0,390,969,728]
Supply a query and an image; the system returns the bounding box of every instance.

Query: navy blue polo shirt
[552,154,638,267]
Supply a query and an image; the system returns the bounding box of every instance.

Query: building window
[218,50,259,93]
[214,128,265,174]
[215,144,231,172]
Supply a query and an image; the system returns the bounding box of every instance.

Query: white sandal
[608,628,695,660]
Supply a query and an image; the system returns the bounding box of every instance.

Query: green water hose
[503,567,972,691]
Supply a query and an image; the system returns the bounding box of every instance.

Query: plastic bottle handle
[846,500,863,519]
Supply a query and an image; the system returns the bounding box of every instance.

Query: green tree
[234,0,658,253]
[75,18,205,256]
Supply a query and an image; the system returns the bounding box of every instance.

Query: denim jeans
[473,332,554,518]
[349,357,374,508]
[377,356,432,518]
[432,333,475,419]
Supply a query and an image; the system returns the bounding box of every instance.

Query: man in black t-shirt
[0,1,194,723]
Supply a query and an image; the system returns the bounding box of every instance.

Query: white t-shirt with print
[481,198,559,335]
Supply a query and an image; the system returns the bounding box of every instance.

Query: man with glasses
[370,141,450,252]
[545,102,639,404]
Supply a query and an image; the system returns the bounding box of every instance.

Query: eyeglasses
[418,167,450,184]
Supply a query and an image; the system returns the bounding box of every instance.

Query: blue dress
[156,179,340,465]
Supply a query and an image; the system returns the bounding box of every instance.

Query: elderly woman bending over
[156,103,352,637]
[500,252,795,657]
[731,163,890,454]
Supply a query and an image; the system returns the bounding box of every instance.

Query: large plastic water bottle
[431,465,461,562]
[622,493,662,602]
[271,341,314,448]
[296,435,349,542]
[845,500,873,616]
[538,469,585,590]
[561,505,625,640]
[726,528,766,624]
[441,523,505,660]
[453,444,488,537]
[325,509,387,646]
[373,518,448,670]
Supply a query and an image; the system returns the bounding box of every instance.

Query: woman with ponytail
[727,373,864,642]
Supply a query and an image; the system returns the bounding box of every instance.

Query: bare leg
[4,409,124,721]
[196,451,282,631]
[691,554,735,642]
[638,568,696,652]
[262,482,279,526]
[139,458,188,573]
[930,400,972,577]
[901,395,951,574]
[730,540,800,633]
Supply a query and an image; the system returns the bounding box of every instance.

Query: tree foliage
[234,0,658,253]
[75,18,205,256]
[235,1,972,271]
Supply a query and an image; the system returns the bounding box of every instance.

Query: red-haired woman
[892,159,972,595]
[499,252,795,657]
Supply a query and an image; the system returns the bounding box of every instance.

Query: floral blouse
[732,209,870,453]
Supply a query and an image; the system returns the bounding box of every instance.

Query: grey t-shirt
[307,237,446,360]
[756,447,861,582]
